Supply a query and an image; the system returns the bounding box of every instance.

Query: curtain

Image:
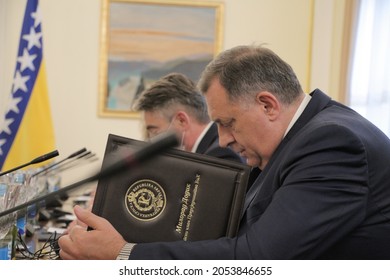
[348,0,390,136]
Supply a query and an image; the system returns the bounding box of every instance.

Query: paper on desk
[46,226,67,235]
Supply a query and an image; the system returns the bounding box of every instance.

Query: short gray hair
[198,45,303,104]
[133,73,210,123]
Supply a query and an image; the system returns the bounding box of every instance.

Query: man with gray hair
[133,72,243,163]
[59,45,390,259]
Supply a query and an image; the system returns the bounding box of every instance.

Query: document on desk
[91,134,250,243]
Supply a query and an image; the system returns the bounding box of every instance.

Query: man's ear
[175,111,190,129]
[255,91,280,120]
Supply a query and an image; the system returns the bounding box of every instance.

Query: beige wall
[0,0,350,183]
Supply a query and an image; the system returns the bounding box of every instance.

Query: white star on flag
[17,48,37,71]
[12,71,30,94]
[31,9,42,28]
[0,139,7,156]
[7,94,23,114]
[22,27,42,50]
[0,118,14,135]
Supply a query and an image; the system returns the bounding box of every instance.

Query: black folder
[92,134,250,243]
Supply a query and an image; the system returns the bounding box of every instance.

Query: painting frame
[98,0,224,118]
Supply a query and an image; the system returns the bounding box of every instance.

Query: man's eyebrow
[146,125,158,130]
[215,117,233,123]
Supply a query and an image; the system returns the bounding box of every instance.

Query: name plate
[92,134,250,243]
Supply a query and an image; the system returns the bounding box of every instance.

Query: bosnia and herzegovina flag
[0,0,55,171]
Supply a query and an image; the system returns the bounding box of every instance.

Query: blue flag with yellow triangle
[0,0,55,171]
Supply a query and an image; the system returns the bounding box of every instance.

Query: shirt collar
[191,122,213,153]
[284,93,312,138]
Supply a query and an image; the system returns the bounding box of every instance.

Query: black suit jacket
[196,122,244,163]
[130,89,390,259]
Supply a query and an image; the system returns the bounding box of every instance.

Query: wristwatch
[116,243,136,260]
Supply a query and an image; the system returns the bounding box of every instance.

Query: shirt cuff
[116,243,136,260]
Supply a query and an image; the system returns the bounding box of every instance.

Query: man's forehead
[205,91,232,117]
[144,111,168,124]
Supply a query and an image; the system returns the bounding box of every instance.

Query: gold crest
[125,179,166,221]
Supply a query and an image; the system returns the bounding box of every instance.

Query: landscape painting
[98,0,224,118]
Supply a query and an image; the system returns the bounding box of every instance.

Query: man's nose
[217,126,234,148]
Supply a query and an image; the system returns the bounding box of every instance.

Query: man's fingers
[59,248,73,260]
[58,205,126,259]
[73,205,108,230]
[58,235,76,260]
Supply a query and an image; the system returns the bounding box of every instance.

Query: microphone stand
[50,151,96,175]
[0,150,59,177]
[31,148,87,178]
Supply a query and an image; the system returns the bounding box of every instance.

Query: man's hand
[58,205,127,259]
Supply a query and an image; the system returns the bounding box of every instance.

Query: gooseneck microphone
[31,148,87,177]
[0,132,179,218]
[53,150,97,174]
[0,150,59,177]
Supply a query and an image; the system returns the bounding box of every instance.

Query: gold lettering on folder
[176,174,201,240]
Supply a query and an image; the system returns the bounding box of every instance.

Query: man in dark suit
[58,45,390,259]
[132,72,243,163]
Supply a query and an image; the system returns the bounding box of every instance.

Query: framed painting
[98,0,224,118]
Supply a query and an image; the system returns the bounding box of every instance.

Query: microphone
[32,148,87,177]
[54,152,98,174]
[55,150,94,172]
[0,150,59,177]
[0,132,179,218]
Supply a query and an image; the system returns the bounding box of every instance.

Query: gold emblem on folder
[125,179,166,221]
